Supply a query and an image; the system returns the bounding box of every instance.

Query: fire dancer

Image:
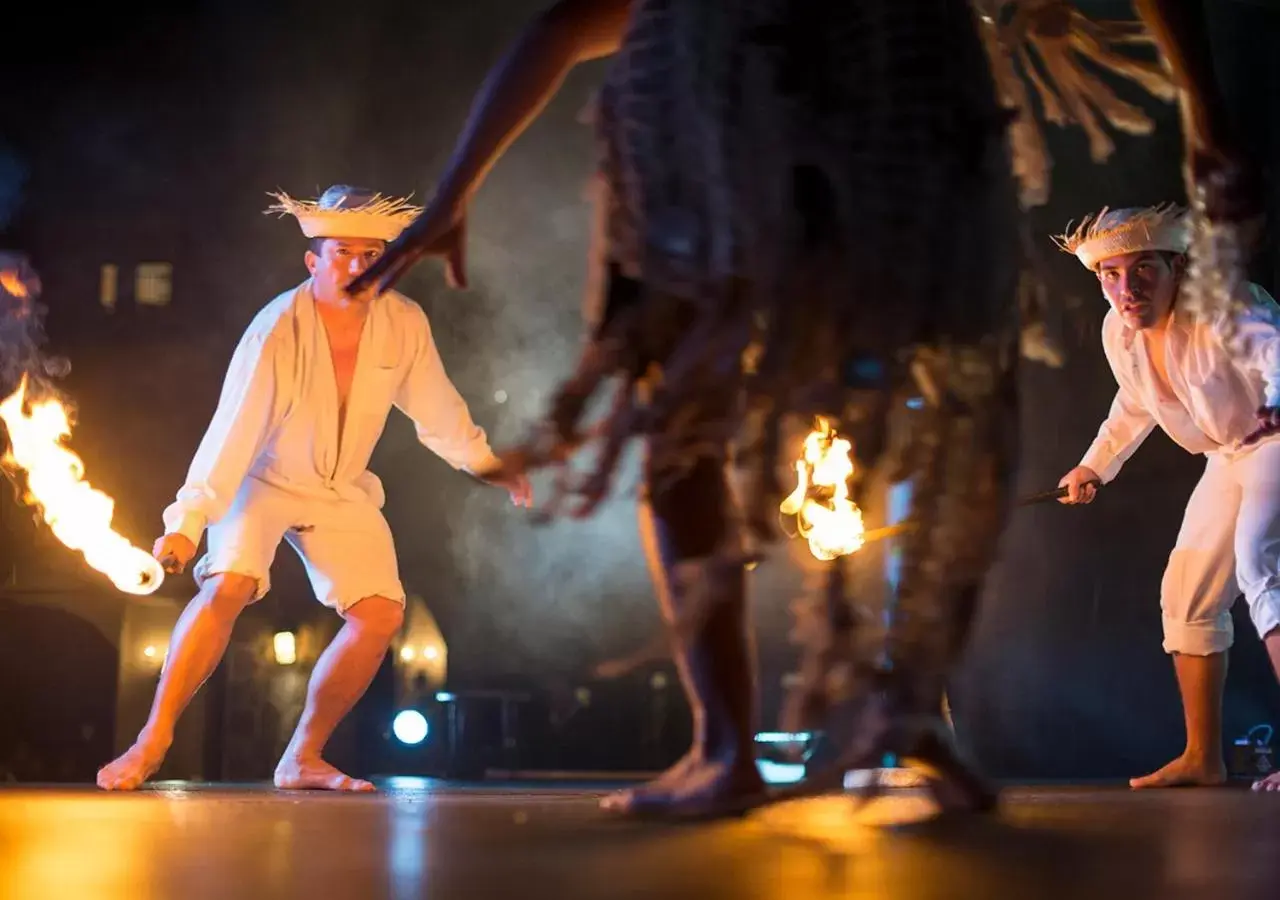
[345,0,1260,818]
[1055,203,1280,793]
[346,0,1023,819]
[97,185,531,792]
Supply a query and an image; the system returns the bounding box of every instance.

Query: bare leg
[1251,628,1280,792]
[601,453,764,814]
[97,573,258,790]
[909,721,999,814]
[1130,651,1228,788]
[274,595,404,792]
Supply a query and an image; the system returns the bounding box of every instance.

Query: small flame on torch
[0,269,28,299]
[779,416,865,561]
[0,374,163,595]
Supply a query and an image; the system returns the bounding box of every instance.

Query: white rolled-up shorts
[1160,438,1280,655]
[192,477,405,614]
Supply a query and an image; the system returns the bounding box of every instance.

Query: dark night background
[1,0,1279,784]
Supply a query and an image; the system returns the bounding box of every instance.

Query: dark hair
[309,237,329,255]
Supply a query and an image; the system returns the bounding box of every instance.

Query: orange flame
[0,267,32,319]
[779,416,865,560]
[0,375,163,595]
[0,270,26,297]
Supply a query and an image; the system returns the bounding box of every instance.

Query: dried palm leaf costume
[361,0,1254,813]
[474,0,1199,807]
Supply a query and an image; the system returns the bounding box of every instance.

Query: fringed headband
[264,184,422,242]
[1053,203,1190,271]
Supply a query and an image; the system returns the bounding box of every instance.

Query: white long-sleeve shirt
[1080,282,1280,483]
[163,280,499,546]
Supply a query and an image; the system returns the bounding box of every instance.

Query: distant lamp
[273,631,297,666]
[400,646,416,661]
[141,644,168,670]
[393,709,429,745]
[423,645,439,661]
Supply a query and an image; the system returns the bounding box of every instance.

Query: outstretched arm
[1130,0,1230,155]
[394,306,531,503]
[1131,0,1262,224]
[1078,380,1157,484]
[433,0,632,211]
[349,0,633,296]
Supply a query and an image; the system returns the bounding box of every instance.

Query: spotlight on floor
[754,731,818,785]
[392,709,429,746]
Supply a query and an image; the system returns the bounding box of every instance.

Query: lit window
[99,264,117,310]
[135,262,172,306]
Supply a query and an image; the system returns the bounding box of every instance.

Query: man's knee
[195,572,259,619]
[344,595,405,640]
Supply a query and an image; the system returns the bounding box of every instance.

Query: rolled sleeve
[162,330,281,545]
[395,305,500,474]
[1079,378,1156,484]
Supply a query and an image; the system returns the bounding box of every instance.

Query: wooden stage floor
[1,779,1274,899]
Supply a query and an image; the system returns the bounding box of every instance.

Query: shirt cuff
[462,446,503,477]
[162,507,208,548]
[1079,445,1122,485]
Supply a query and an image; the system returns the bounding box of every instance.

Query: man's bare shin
[282,595,403,761]
[1172,650,1228,762]
[1130,650,1229,789]
[97,572,256,789]
[138,573,257,748]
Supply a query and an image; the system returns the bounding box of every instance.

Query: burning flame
[0,269,27,298]
[779,416,865,560]
[0,375,164,595]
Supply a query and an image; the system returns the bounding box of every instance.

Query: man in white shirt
[96,185,531,792]
[1056,203,1280,792]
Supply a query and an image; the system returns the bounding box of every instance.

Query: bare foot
[273,756,375,792]
[97,739,168,791]
[599,751,700,811]
[908,725,998,814]
[1129,754,1227,789]
[601,755,765,818]
[1251,771,1280,793]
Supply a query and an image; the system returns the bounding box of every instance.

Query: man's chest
[1144,335,1172,393]
[322,323,367,403]
[1124,326,1247,411]
[330,344,360,401]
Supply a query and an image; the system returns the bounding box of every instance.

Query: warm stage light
[273,631,296,666]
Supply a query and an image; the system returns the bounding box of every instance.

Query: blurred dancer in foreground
[350,0,1259,818]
